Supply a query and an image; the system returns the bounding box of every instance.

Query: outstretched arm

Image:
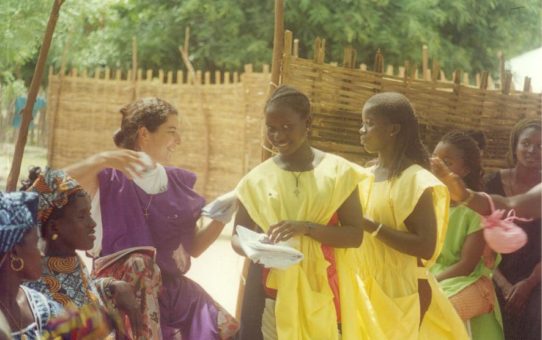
[64,150,148,198]
[431,157,541,218]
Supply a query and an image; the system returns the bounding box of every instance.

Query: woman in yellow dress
[232,85,383,340]
[357,92,468,339]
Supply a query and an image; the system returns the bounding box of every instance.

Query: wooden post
[263,0,284,160]
[498,51,505,89]
[293,38,299,57]
[374,49,384,73]
[7,0,65,191]
[523,77,532,93]
[422,45,429,80]
[132,36,138,99]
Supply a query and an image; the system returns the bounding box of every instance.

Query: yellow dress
[236,153,384,340]
[358,164,469,340]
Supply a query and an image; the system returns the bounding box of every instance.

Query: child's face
[433,142,471,178]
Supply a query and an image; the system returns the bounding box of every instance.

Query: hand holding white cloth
[201,190,238,224]
[131,152,168,194]
[236,225,304,269]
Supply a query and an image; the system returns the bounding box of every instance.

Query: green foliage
[1,0,541,84]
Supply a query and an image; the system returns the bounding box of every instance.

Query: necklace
[144,196,153,219]
[0,289,27,340]
[292,172,303,197]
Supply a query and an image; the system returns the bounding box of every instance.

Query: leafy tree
[2,0,541,84]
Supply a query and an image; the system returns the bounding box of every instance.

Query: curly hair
[113,97,178,150]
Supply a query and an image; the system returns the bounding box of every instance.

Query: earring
[51,233,59,241]
[10,255,24,272]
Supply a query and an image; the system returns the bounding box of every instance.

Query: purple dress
[98,167,222,340]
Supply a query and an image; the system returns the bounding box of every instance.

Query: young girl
[233,85,383,339]
[430,131,503,339]
[357,92,468,339]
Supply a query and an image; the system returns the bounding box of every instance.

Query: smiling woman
[233,85,383,340]
[62,97,240,340]
[22,167,158,338]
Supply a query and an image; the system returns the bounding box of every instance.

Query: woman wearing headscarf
[23,167,161,339]
[0,191,60,340]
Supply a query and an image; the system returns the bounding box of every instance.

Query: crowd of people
[0,87,539,340]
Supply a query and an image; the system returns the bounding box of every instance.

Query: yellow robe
[236,153,384,340]
[358,164,469,339]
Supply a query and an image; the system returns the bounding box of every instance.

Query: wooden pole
[6,0,64,191]
[262,0,284,160]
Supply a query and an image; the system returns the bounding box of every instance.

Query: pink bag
[481,192,530,254]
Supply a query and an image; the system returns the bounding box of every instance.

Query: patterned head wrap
[28,168,84,228]
[0,191,39,253]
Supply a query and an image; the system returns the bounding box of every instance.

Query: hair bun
[113,128,125,147]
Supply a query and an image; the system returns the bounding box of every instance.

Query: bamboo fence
[46,65,270,199]
[280,31,541,170]
[46,34,541,198]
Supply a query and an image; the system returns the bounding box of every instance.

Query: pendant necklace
[143,196,153,219]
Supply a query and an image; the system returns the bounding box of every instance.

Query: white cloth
[236,226,304,269]
[201,190,238,223]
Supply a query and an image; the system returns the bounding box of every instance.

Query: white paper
[236,225,304,269]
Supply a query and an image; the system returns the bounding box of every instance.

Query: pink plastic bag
[481,193,530,254]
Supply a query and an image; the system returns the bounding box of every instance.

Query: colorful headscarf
[28,168,83,227]
[0,191,39,253]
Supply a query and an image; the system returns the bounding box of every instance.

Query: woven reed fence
[279,31,542,170]
[46,65,269,199]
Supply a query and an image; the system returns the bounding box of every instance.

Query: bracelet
[371,223,384,237]
[459,189,475,206]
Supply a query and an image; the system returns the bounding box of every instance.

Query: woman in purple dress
[64,97,239,339]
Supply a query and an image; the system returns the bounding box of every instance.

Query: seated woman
[23,167,161,339]
[430,131,503,339]
[0,191,60,339]
[63,97,239,339]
